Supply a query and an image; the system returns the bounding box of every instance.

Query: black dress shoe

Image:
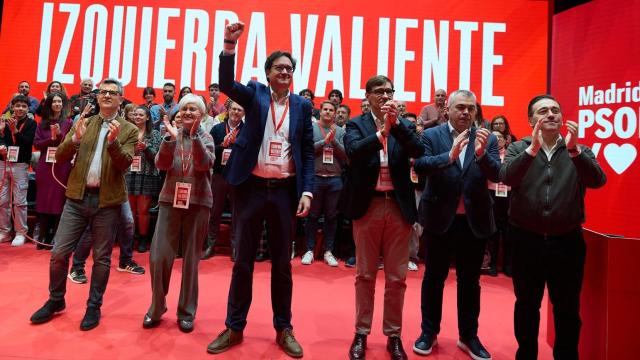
[349,333,367,360]
[387,336,408,360]
[142,314,161,329]
[30,299,66,324]
[178,319,194,333]
[457,337,492,360]
[201,246,215,260]
[413,332,437,355]
[80,307,101,331]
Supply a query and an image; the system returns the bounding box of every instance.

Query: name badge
[379,149,388,167]
[221,149,232,166]
[410,165,418,184]
[379,166,392,187]
[7,146,19,162]
[173,182,192,209]
[46,147,57,163]
[322,146,334,164]
[266,136,284,165]
[495,183,508,197]
[130,155,142,172]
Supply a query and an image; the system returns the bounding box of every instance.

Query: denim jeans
[71,200,135,270]
[304,176,342,252]
[0,162,29,238]
[49,194,120,308]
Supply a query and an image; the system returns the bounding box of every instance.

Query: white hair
[447,89,477,107]
[178,93,206,115]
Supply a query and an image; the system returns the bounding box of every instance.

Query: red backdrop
[0,0,548,132]
[551,0,640,238]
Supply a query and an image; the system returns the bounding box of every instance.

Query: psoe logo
[577,81,640,175]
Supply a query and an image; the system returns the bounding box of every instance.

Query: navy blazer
[218,53,314,198]
[339,112,424,224]
[210,121,244,175]
[414,123,501,238]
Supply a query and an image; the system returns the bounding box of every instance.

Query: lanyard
[374,117,387,154]
[11,120,26,144]
[179,134,192,176]
[270,98,289,133]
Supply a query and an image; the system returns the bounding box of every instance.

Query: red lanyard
[179,134,192,176]
[374,117,387,154]
[270,98,289,133]
[11,120,26,144]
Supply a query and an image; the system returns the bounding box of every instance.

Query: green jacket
[56,114,138,208]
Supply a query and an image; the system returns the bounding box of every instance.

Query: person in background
[299,88,320,119]
[143,94,215,333]
[126,106,162,253]
[418,89,448,129]
[500,94,606,360]
[336,104,351,128]
[69,79,94,118]
[3,80,39,114]
[178,86,192,101]
[328,89,344,107]
[123,103,137,124]
[0,95,38,246]
[199,95,219,134]
[207,83,227,117]
[36,81,68,117]
[473,102,491,130]
[396,100,408,117]
[141,87,158,110]
[491,115,517,147]
[33,93,74,249]
[150,83,179,127]
[403,111,423,272]
[301,101,346,267]
[203,100,245,260]
[360,98,371,115]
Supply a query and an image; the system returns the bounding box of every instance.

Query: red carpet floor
[0,242,553,359]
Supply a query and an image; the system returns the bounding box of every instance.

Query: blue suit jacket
[218,53,314,198]
[414,123,501,238]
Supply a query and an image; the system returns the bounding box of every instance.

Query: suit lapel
[461,127,476,175]
[259,88,270,134]
[362,112,377,136]
[438,124,459,169]
[288,94,298,142]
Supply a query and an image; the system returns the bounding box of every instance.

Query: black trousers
[511,225,586,360]
[225,175,297,331]
[420,215,487,340]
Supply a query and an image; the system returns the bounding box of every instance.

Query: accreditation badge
[322,146,334,164]
[7,146,19,162]
[130,155,142,172]
[495,183,508,197]
[410,165,418,184]
[173,182,192,209]
[221,149,232,165]
[266,136,284,165]
[46,147,57,163]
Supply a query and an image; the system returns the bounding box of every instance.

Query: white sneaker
[408,261,419,271]
[324,251,338,267]
[301,251,314,265]
[11,234,26,247]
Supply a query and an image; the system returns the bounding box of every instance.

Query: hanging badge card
[7,146,19,162]
[221,149,232,166]
[410,165,418,184]
[173,182,192,209]
[323,146,334,164]
[495,183,508,197]
[130,155,142,172]
[46,147,57,163]
[267,137,284,165]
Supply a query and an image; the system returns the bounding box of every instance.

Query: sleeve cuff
[525,146,538,157]
[568,147,582,158]
[302,191,313,199]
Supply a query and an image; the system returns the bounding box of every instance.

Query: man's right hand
[74,117,87,140]
[449,129,470,162]
[527,118,543,155]
[225,22,245,42]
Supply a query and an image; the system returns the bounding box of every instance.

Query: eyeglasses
[272,65,294,74]
[98,90,120,97]
[371,88,395,97]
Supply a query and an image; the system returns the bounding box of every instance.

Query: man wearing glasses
[207,22,314,358]
[30,79,138,331]
[340,75,423,360]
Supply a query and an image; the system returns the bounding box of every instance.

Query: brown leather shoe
[276,328,303,358]
[206,328,243,354]
[349,333,367,360]
[387,336,408,360]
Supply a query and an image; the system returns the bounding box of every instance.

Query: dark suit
[414,123,500,340]
[218,52,314,332]
[340,112,423,336]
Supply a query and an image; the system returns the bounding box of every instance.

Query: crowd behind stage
[1,31,605,360]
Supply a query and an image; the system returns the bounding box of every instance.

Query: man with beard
[3,81,39,114]
[150,82,179,127]
[207,21,314,358]
[69,79,95,117]
[336,104,351,128]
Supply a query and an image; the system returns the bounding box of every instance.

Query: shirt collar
[270,87,290,105]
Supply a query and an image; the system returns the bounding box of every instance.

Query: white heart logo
[603,143,637,175]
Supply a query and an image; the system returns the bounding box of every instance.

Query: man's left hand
[296,195,312,217]
[474,128,490,157]
[565,120,579,150]
[106,120,120,143]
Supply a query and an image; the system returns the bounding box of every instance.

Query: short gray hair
[100,78,124,96]
[447,89,476,107]
[178,93,206,115]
